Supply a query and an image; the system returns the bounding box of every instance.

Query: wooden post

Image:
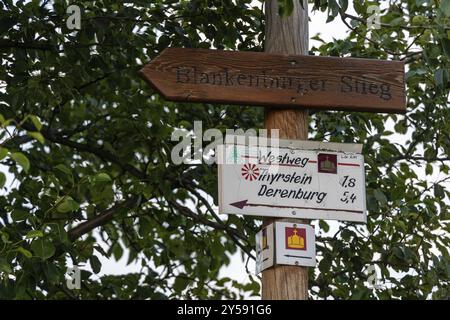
[261,0,309,300]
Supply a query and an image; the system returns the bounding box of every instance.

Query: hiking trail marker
[256,221,316,273]
[255,224,274,274]
[218,135,367,223]
[275,222,316,268]
[139,47,406,114]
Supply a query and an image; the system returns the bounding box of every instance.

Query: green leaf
[173,276,190,292]
[319,220,330,232]
[11,152,30,172]
[27,131,45,144]
[30,238,55,260]
[434,184,445,198]
[25,230,44,239]
[319,256,332,272]
[44,263,60,285]
[1,230,10,244]
[374,189,388,204]
[89,255,102,274]
[54,164,74,185]
[11,209,28,222]
[442,38,450,60]
[0,147,8,161]
[327,0,340,22]
[393,246,404,259]
[425,164,433,176]
[94,172,112,183]
[17,247,33,258]
[112,242,123,261]
[55,196,79,213]
[0,258,12,274]
[28,115,42,131]
[441,0,450,16]
[210,239,224,256]
[0,172,5,188]
[390,17,406,27]
[54,164,71,175]
[339,0,348,11]
[434,68,449,89]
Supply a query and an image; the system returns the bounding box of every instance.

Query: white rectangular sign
[255,225,274,274]
[275,222,316,267]
[218,136,367,223]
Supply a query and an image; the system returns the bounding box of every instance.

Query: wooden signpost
[139,47,406,114]
[139,0,407,301]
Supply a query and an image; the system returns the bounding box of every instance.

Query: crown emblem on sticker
[285,227,307,250]
[318,153,337,174]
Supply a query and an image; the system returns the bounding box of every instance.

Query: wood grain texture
[262,0,309,301]
[139,45,405,113]
[262,265,309,299]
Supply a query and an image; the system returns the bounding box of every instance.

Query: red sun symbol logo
[241,164,260,181]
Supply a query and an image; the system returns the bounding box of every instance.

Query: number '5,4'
[341,191,357,204]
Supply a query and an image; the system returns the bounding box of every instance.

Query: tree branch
[40,128,147,180]
[343,13,450,31]
[0,39,54,51]
[68,195,142,241]
[169,199,255,260]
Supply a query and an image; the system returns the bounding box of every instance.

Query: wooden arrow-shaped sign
[139,48,406,114]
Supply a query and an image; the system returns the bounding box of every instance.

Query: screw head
[292,211,296,215]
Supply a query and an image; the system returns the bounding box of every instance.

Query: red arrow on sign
[229,200,363,214]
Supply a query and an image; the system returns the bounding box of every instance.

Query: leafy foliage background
[0,0,449,299]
